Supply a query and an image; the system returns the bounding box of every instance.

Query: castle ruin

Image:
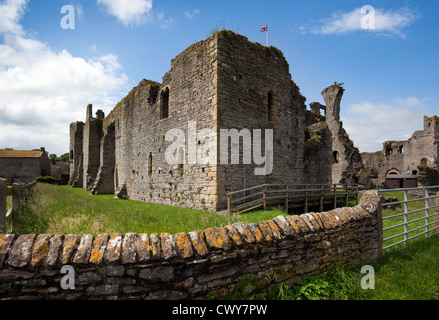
[69,31,363,211]
[362,115,439,188]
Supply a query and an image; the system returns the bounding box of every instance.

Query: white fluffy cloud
[97,0,153,27]
[299,6,419,38]
[0,0,26,35]
[0,0,129,155]
[341,97,434,153]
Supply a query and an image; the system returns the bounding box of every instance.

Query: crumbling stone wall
[0,149,51,184]
[69,31,360,211]
[0,192,382,300]
[69,122,84,188]
[308,85,364,185]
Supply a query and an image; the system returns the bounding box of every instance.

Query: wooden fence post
[12,183,21,226]
[284,185,289,213]
[0,179,6,234]
[319,184,324,212]
[262,185,267,211]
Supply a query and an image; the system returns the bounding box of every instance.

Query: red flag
[261,25,268,32]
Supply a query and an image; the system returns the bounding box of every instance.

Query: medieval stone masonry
[69,30,363,211]
[362,115,439,188]
[0,148,51,184]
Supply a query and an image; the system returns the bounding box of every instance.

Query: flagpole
[266,29,269,46]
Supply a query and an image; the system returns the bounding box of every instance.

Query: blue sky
[0,0,438,156]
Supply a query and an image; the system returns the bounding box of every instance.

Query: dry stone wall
[0,192,382,300]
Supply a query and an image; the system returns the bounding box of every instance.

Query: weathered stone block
[46,235,64,267]
[139,267,175,282]
[87,284,119,296]
[188,230,209,257]
[149,233,162,260]
[105,233,122,263]
[7,234,36,268]
[224,225,244,247]
[134,233,151,262]
[61,234,80,265]
[160,233,177,260]
[204,227,232,251]
[122,233,137,264]
[73,234,93,265]
[232,223,256,245]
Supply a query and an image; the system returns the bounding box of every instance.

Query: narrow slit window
[267,92,274,121]
[148,153,153,175]
[160,87,169,120]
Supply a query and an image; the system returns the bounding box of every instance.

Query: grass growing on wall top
[14,183,287,236]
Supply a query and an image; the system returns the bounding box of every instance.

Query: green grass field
[11,183,439,300]
[13,183,287,236]
[380,190,438,250]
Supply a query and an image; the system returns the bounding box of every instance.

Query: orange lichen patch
[89,234,108,265]
[31,234,53,267]
[160,233,177,260]
[233,224,255,244]
[105,233,122,263]
[174,233,194,259]
[61,234,80,265]
[266,220,282,240]
[326,210,343,228]
[0,234,14,252]
[256,221,273,242]
[309,212,325,230]
[150,233,161,260]
[285,216,308,234]
[204,227,232,251]
[0,150,43,158]
[189,230,209,257]
[225,225,243,247]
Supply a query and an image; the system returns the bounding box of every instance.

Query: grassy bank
[14,183,286,236]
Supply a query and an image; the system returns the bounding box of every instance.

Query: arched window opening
[385,147,393,156]
[333,151,339,164]
[178,148,184,171]
[268,92,273,121]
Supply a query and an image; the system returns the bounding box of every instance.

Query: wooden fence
[226,183,359,215]
[0,179,35,233]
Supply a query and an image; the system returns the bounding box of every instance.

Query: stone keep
[69,31,360,211]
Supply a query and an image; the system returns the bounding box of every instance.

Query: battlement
[69,30,360,210]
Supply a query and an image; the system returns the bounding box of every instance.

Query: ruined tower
[69,121,84,188]
[362,115,439,187]
[309,84,364,185]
